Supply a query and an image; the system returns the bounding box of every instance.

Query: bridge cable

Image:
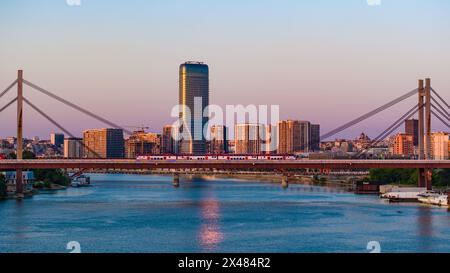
[23,97,103,159]
[0,97,18,113]
[431,104,450,123]
[431,97,450,120]
[22,80,133,135]
[356,107,419,159]
[431,109,450,129]
[0,80,18,99]
[321,88,418,140]
[431,88,450,110]
[355,104,421,158]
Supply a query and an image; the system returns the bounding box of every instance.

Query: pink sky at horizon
[0,0,449,139]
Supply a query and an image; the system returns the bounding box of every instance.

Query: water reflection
[417,206,433,252]
[13,200,28,239]
[199,199,223,251]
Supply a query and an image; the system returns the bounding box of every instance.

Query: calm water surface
[0,174,449,253]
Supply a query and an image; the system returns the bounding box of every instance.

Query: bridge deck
[1,159,449,170]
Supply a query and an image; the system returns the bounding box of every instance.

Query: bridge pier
[16,70,24,197]
[173,173,180,188]
[281,174,289,189]
[419,168,432,190]
[15,169,24,197]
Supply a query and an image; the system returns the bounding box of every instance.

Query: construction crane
[123,125,151,156]
[124,125,150,132]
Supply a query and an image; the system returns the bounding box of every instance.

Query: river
[0,174,449,253]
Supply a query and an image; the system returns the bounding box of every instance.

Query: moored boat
[418,192,449,207]
[380,187,427,202]
[71,175,91,188]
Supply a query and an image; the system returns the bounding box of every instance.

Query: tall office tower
[161,125,176,154]
[277,120,311,154]
[179,61,209,154]
[125,131,161,158]
[310,124,321,151]
[210,125,228,154]
[83,128,124,159]
[64,138,83,158]
[392,133,414,156]
[430,132,449,160]
[235,124,262,154]
[405,119,419,146]
[50,133,64,147]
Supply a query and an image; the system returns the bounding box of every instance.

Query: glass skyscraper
[179,62,209,154]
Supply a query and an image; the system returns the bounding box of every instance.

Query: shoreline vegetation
[364,168,450,189]
[0,151,71,200]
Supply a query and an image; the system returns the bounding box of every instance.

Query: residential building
[405,119,419,146]
[392,133,414,156]
[235,124,262,154]
[50,133,64,147]
[125,131,161,158]
[430,132,449,160]
[310,124,321,151]
[277,120,311,154]
[161,125,177,154]
[83,128,124,159]
[210,125,228,154]
[64,138,83,158]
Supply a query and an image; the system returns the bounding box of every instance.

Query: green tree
[34,169,70,186]
[6,150,36,160]
[368,168,450,187]
[433,169,450,187]
[368,169,418,185]
[9,151,70,187]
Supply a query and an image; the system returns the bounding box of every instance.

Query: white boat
[71,175,91,188]
[380,187,427,202]
[418,192,448,207]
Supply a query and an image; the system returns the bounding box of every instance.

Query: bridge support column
[16,169,24,197]
[425,78,432,160]
[417,79,433,190]
[423,79,433,190]
[418,79,425,160]
[418,168,426,188]
[281,174,289,189]
[425,169,432,191]
[173,173,180,188]
[16,70,24,197]
[419,168,432,190]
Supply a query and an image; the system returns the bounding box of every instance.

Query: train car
[136,154,297,161]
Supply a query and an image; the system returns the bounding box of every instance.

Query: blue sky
[0,0,449,138]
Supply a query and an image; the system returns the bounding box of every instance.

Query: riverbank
[0,184,67,200]
[83,170,360,191]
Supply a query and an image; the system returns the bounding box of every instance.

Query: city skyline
[1,0,450,139]
[2,0,450,259]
